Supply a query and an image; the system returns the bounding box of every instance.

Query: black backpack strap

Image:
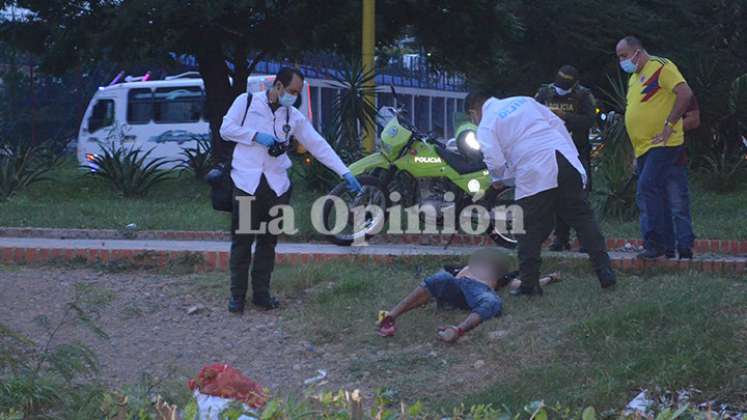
[222,93,254,165]
[241,93,254,126]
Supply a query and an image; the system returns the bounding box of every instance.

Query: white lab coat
[476,96,587,200]
[220,90,349,196]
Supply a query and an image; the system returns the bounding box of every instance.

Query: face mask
[553,84,572,96]
[620,50,639,73]
[278,89,297,108]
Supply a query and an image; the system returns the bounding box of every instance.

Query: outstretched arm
[438,293,501,343]
[437,313,482,343]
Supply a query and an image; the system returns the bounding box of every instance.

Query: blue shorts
[421,270,502,321]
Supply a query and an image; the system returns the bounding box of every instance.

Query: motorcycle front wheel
[488,187,519,249]
[321,175,388,246]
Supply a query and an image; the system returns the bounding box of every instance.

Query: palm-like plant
[591,113,638,220]
[0,139,60,200]
[178,136,213,180]
[81,145,174,197]
[327,60,379,161]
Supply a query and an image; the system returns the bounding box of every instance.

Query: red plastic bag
[187,363,267,408]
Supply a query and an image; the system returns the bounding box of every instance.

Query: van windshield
[88,99,115,133]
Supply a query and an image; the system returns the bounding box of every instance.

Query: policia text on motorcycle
[466,91,617,296]
[219,67,363,314]
[534,65,597,252]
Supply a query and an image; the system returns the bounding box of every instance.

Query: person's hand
[652,124,674,145]
[491,181,506,191]
[437,325,462,343]
[343,172,363,194]
[254,132,279,148]
[552,108,566,119]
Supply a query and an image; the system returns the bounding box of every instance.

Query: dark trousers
[517,152,610,289]
[636,147,678,251]
[229,175,292,299]
[554,144,591,244]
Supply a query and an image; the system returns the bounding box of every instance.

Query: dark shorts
[421,270,502,321]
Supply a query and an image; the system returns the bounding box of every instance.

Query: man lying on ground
[377,249,561,343]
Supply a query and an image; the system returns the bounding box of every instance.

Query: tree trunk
[196,43,233,161]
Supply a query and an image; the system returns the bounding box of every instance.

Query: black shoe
[678,248,693,260]
[596,267,617,289]
[637,248,666,260]
[510,285,543,297]
[252,295,280,310]
[228,296,245,314]
[665,249,676,259]
[549,241,571,252]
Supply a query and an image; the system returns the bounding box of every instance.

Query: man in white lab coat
[220,67,362,313]
[466,91,616,296]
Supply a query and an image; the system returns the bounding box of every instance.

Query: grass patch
[2,158,746,240]
[262,258,747,411]
[0,158,319,238]
[600,177,747,240]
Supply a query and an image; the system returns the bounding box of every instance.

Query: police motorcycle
[320,87,518,248]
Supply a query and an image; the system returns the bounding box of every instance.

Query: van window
[88,99,115,133]
[154,87,204,123]
[128,88,154,124]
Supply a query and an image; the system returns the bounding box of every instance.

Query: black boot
[252,294,280,310]
[637,247,666,260]
[596,266,617,289]
[228,295,245,314]
[678,248,693,260]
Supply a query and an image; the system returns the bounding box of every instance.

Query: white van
[76,74,313,168]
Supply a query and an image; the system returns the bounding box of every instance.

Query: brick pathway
[1,227,745,256]
[0,236,744,274]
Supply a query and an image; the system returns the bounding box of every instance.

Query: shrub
[0,139,61,200]
[591,112,637,221]
[699,143,747,192]
[81,144,174,197]
[178,136,214,180]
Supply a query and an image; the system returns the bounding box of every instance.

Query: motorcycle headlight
[464,131,480,150]
[456,129,483,161]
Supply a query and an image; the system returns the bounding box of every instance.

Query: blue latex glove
[343,172,362,193]
[254,132,278,147]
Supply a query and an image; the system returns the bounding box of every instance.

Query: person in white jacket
[220,67,362,313]
[466,91,616,296]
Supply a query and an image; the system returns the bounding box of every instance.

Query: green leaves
[327,60,379,161]
[178,136,214,180]
[0,139,60,200]
[81,144,175,197]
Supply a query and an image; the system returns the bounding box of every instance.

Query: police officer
[535,65,598,252]
[220,67,362,313]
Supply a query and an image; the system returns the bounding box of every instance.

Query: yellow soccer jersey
[624,56,686,157]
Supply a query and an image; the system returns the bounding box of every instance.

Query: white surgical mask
[279,91,297,108]
[553,84,572,96]
[620,50,640,73]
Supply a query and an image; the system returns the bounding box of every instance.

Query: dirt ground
[0,265,499,405]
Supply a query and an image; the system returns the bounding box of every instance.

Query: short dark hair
[275,67,304,87]
[621,35,644,50]
[465,89,492,111]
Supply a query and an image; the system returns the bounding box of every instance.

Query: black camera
[268,141,288,157]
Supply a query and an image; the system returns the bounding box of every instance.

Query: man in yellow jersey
[616,36,694,260]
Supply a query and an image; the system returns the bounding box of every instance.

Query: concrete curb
[1,227,746,255]
[0,237,744,275]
